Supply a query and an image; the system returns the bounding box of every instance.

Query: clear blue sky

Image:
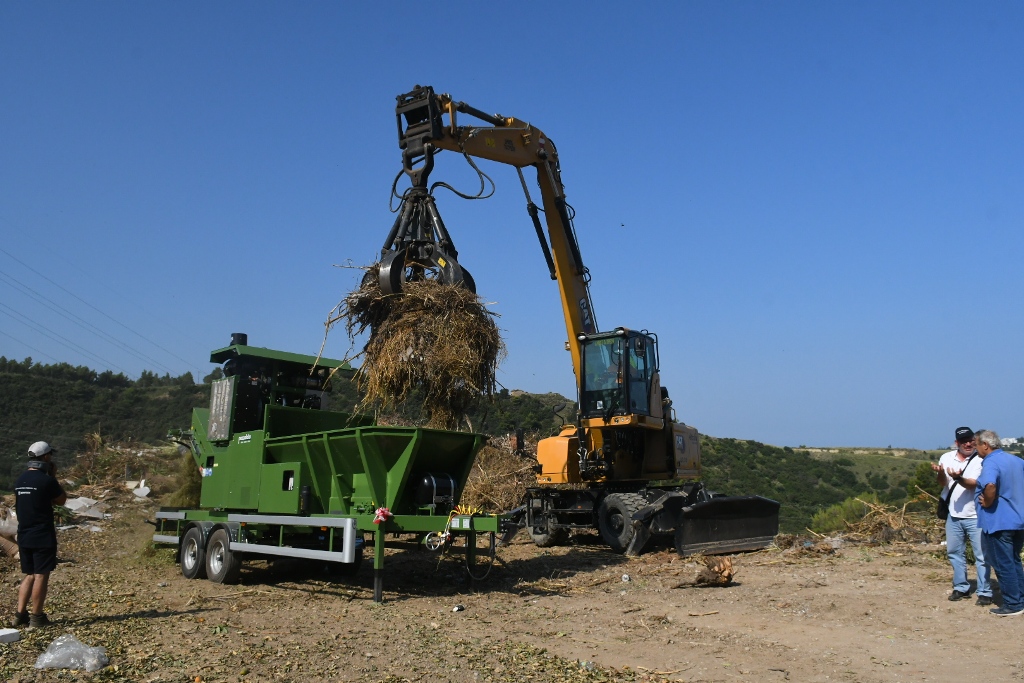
[1,2,1021,449]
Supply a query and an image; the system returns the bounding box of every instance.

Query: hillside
[0,356,937,530]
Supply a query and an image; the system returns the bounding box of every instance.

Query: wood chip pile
[328,264,506,430]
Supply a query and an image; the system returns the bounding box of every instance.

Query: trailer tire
[181,527,207,580]
[598,493,646,553]
[206,529,242,584]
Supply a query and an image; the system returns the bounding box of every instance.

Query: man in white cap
[931,427,992,605]
[11,441,66,628]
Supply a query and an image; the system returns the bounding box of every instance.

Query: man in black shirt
[12,441,66,628]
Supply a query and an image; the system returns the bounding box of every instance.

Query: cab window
[626,336,655,415]
[581,338,624,416]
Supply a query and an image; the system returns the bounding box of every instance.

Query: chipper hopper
[155,334,503,601]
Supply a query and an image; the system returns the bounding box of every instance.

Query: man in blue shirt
[974,430,1024,616]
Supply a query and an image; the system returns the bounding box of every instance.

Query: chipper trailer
[154,334,504,602]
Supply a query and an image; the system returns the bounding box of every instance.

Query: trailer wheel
[181,527,207,580]
[206,529,242,584]
[598,493,645,553]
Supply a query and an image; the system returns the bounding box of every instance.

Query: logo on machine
[504,139,515,152]
[675,435,686,453]
[485,137,496,148]
[237,434,252,444]
[578,298,595,334]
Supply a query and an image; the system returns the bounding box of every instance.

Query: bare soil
[1,493,1021,683]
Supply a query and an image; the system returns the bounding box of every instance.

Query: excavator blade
[674,495,780,557]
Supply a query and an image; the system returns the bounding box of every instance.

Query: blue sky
[1,2,1021,448]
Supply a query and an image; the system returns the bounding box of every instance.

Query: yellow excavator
[379,85,779,556]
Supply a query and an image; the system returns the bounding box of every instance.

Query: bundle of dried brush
[328,265,505,430]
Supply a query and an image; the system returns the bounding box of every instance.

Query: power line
[0,328,60,363]
[0,246,203,375]
[0,302,128,373]
[45,247,207,372]
[0,269,178,375]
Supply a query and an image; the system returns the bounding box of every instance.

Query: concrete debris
[65,497,110,519]
[0,628,22,643]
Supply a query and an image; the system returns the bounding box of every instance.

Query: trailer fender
[209,522,242,543]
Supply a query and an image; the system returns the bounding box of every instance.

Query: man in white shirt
[931,427,991,605]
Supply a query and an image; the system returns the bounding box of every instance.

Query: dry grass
[327,264,505,430]
[841,496,942,544]
[165,448,202,508]
[460,435,537,513]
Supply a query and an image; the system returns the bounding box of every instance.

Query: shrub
[810,492,881,534]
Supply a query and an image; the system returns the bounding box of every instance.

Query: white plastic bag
[0,506,18,538]
[34,633,109,672]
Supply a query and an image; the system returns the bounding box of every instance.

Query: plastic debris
[621,574,631,582]
[133,480,151,498]
[0,506,18,537]
[34,633,109,672]
[452,604,466,612]
[0,628,22,643]
[64,497,110,519]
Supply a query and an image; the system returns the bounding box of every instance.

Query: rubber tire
[181,527,207,580]
[597,493,646,553]
[205,528,242,584]
[529,515,570,548]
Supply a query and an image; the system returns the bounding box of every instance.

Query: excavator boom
[384,85,779,557]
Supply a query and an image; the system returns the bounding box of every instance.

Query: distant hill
[0,356,569,491]
[1,356,937,531]
[0,357,211,489]
[699,439,936,532]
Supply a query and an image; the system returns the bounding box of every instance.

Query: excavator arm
[390,85,597,382]
[385,85,780,557]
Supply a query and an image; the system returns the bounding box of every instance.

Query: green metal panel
[257,462,308,514]
[209,344,352,369]
[190,394,484,518]
[200,429,264,510]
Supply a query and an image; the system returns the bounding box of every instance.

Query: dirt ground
[2,493,1023,683]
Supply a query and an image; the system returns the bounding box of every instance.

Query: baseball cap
[955,427,975,444]
[27,441,55,458]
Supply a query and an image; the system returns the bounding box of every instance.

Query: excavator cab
[579,328,659,420]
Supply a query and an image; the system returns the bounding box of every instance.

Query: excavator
[377,85,779,556]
